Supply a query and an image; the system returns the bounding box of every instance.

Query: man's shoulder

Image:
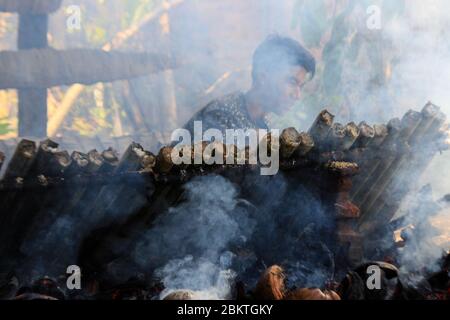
[201,91,246,114]
[182,91,251,134]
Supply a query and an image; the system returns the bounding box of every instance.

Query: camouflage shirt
[183,92,268,139]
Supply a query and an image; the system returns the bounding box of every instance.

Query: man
[79,36,318,282]
[183,35,316,136]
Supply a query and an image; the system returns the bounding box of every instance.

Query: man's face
[260,65,309,114]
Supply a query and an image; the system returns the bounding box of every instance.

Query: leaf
[86,25,108,45]
[0,117,12,135]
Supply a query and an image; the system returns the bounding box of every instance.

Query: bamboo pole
[47,0,185,137]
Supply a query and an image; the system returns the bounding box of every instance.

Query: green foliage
[121,0,156,27]
[0,117,12,135]
[67,0,160,137]
[290,0,406,122]
[85,25,108,45]
[292,0,330,48]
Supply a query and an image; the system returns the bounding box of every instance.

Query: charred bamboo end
[325,161,359,176]
[309,109,335,142]
[156,146,174,173]
[280,127,301,158]
[421,102,441,118]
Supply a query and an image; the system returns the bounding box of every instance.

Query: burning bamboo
[0,140,69,256]
[156,146,175,174]
[327,123,345,151]
[325,122,360,153]
[340,122,360,150]
[98,143,155,221]
[351,118,402,204]
[357,110,426,229]
[350,123,388,164]
[347,123,388,195]
[86,149,104,173]
[325,161,359,177]
[296,132,315,156]
[0,105,447,284]
[47,147,121,220]
[0,140,37,226]
[99,147,119,173]
[360,105,447,232]
[370,124,388,147]
[58,150,105,213]
[399,110,423,141]
[322,161,362,265]
[64,151,89,177]
[357,152,407,229]
[116,142,149,173]
[280,127,302,159]
[356,135,404,215]
[352,122,375,149]
[308,110,334,148]
[408,102,441,146]
[28,139,71,177]
[2,139,37,180]
[14,145,88,247]
[140,151,157,172]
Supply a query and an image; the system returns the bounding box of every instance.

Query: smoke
[19,214,80,280]
[239,172,335,288]
[263,0,450,289]
[17,177,148,282]
[314,1,450,124]
[382,1,450,114]
[3,0,450,297]
[157,255,237,300]
[131,175,255,299]
[316,1,450,269]
[385,1,450,274]
[127,172,334,299]
[396,187,446,272]
[364,1,450,284]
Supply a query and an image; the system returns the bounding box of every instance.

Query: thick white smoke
[132,175,256,299]
[382,1,450,251]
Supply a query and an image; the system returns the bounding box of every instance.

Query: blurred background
[0,0,448,267]
[0,1,447,139]
[0,0,449,198]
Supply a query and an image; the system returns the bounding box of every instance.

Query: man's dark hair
[252,35,316,83]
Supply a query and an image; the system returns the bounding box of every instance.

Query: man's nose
[292,87,301,100]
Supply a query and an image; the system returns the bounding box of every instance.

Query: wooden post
[18,13,48,137]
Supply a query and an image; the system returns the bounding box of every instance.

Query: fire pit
[0,103,449,300]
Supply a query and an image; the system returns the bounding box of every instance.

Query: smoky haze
[1,0,449,299]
